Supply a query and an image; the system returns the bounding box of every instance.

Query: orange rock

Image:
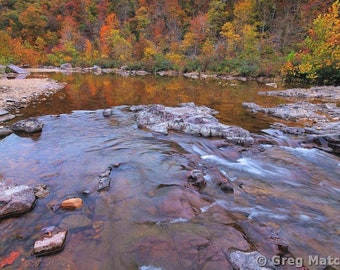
[0,251,20,268]
[61,198,83,210]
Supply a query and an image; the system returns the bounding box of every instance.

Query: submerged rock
[131,103,253,146]
[98,176,111,191]
[187,169,207,191]
[33,184,49,199]
[217,181,234,193]
[61,198,83,210]
[0,184,36,219]
[11,118,44,133]
[33,230,68,256]
[98,166,112,191]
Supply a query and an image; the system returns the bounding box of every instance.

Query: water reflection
[22,73,288,132]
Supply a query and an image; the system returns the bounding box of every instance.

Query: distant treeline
[0,0,339,84]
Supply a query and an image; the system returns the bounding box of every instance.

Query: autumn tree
[182,13,209,56]
[282,0,340,84]
[99,13,132,63]
[18,4,48,43]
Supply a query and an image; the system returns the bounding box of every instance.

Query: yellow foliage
[165,52,183,66]
[234,0,254,25]
[182,32,195,50]
[143,47,157,60]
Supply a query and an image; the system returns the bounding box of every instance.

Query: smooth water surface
[20,73,290,132]
[0,74,339,270]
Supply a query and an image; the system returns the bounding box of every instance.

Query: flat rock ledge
[259,85,340,101]
[243,102,340,154]
[242,101,339,123]
[0,184,36,219]
[131,103,254,146]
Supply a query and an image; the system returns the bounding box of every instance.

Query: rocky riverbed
[0,75,339,269]
[243,86,340,155]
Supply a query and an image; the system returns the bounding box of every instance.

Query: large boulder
[131,103,254,146]
[11,118,44,133]
[0,184,36,219]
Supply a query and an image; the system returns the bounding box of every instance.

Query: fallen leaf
[0,251,20,268]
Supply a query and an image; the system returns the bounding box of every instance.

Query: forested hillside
[0,0,339,83]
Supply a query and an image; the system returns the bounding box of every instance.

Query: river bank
[0,78,65,111]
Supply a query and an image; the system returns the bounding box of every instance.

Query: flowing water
[0,73,339,270]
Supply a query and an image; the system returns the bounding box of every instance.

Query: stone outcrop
[131,103,254,146]
[243,89,340,154]
[259,86,340,101]
[0,184,36,219]
[242,101,337,123]
[11,118,44,133]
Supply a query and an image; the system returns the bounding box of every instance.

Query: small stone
[82,189,91,195]
[98,176,111,191]
[187,169,207,190]
[0,126,12,138]
[99,167,112,177]
[60,198,83,210]
[102,109,113,117]
[33,230,68,256]
[217,181,234,193]
[33,184,49,199]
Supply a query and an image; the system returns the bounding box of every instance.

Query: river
[0,73,339,270]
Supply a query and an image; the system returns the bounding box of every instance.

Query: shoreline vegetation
[1,1,339,85]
